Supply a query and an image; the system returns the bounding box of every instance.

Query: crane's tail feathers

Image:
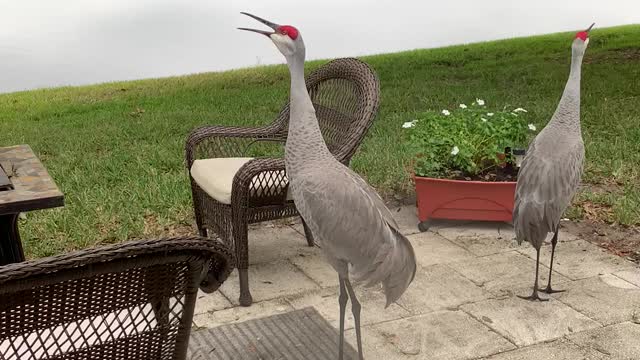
[513,201,553,248]
[348,227,416,308]
[383,229,417,308]
[350,227,417,308]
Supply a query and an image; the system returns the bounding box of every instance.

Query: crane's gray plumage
[239,12,416,360]
[293,167,417,305]
[514,23,593,301]
[514,140,584,248]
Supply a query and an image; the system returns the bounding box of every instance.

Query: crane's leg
[344,278,364,360]
[338,276,348,360]
[542,227,565,294]
[518,247,549,302]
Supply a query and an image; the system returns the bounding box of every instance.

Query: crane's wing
[513,138,585,242]
[341,165,401,231]
[294,164,400,251]
[293,164,415,284]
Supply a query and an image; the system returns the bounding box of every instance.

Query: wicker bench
[0,236,234,360]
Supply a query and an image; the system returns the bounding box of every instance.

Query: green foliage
[405,101,536,178]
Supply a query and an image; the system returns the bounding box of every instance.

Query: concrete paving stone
[407,232,476,267]
[614,268,640,287]
[397,264,492,314]
[461,297,600,346]
[390,204,421,236]
[285,285,410,330]
[484,338,607,360]
[289,204,421,238]
[517,239,636,280]
[284,219,307,238]
[344,326,405,360]
[247,224,315,265]
[553,274,640,326]
[448,251,570,296]
[194,290,233,315]
[219,261,320,305]
[498,223,580,245]
[346,311,515,360]
[192,298,293,329]
[425,219,473,232]
[436,222,520,256]
[500,280,573,301]
[435,221,500,240]
[290,251,339,288]
[567,322,640,359]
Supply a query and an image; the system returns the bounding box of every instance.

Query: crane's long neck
[284,53,332,168]
[548,47,584,134]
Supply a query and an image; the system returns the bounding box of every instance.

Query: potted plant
[403,99,537,230]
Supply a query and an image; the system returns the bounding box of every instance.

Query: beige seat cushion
[190,157,292,204]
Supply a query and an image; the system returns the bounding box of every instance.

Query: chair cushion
[190,158,292,204]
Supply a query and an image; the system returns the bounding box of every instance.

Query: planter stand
[414,176,516,231]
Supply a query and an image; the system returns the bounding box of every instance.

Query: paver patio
[192,205,640,359]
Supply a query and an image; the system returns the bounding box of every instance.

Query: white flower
[402,120,418,128]
[528,124,537,131]
[459,103,467,109]
[511,112,518,116]
[487,112,494,117]
[442,109,450,116]
[481,117,488,122]
[514,108,528,113]
[451,146,460,156]
[476,98,485,106]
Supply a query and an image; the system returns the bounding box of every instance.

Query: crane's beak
[238,12,280,37]
[585,22,595,33]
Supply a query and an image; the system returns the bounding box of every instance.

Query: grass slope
[1,25,638,258]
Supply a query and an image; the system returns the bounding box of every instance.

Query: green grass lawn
[1,25,638,258]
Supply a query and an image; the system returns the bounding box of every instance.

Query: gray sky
[1,0,638,94]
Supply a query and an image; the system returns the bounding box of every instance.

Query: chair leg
[190,184,208,237]
[198,227,207,238]
[238,269,252,306]
[233,217,253,307]
[301,217,315,247]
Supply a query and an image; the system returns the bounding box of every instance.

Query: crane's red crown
[278,25,299,40]
[575,31,589,41]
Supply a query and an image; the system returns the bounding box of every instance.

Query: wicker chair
[185,57,380,306]
[0,236,234,360]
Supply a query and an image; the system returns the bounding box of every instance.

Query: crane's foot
[517,291,549,302]
[540,286,565,294]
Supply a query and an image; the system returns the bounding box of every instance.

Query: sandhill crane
[514,23,594,301]
[239,12,417,359]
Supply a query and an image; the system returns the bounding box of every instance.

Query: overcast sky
[0,0,638,94]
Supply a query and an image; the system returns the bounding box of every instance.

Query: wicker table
[0,144,64,265]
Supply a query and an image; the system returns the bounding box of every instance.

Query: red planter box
[414,176,516,223]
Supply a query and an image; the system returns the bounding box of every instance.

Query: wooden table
[0,145,64,265]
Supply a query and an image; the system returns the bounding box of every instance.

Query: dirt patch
[143,213,194,237]
[447,164,519,182]
[584,47,640,64]
[580,200,616,223]
[562,220,640,264]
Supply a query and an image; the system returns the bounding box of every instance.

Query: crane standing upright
[239,12,417,360]
[514,23,595,301]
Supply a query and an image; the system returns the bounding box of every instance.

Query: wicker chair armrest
[185,125,285,167]
[230,157,290,207]
[0,236,235,290]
